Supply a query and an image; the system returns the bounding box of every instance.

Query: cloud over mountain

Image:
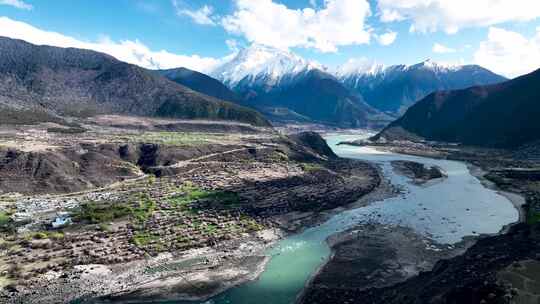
[0,16,220,72]
[0,0,32,10]
[222,0,372,52]
[474,27,540,78]
[433,43,456,54]
[378,0,540,34]
[173,1,217,26]
[376,31,398,46]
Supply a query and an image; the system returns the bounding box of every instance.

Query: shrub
[75,202,132,223]
[33,232,48,240]
[300,162,324,172]
[0,212,11,227]
[132,232,158,247]
[75,196,157,225]
[527,211,540,225]
[47,127,87,134]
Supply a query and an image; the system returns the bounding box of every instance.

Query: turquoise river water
[182,134,519,304]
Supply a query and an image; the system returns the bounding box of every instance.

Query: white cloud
[225,39,240,52]
[222,0,372,53]
[0,17,221,72]
[376,31,397,46]
[377,0,540,34]
[174,1,217,26]
[432,43,456,53]
[474,27,540,78]
[0,0,32,10]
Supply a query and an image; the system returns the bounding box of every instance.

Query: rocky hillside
[0,37,269,127]
[337,60,506,116]
[158,67,241,103]
[374,68,540,148]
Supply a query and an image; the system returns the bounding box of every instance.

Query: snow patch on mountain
[409,59,463,72]
[210,44,324,88]
[333,58,385,78]
[335,58,463,79]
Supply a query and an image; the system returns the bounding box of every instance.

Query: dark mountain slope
[0,37,269,126]
[243,70,389,128]
[375,68,540,148]
[158,67,241,103]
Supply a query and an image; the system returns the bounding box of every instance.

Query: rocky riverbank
[391,160,446,185]
[321,139,540,304]
[302,222,540,304]
[299,224,476,304]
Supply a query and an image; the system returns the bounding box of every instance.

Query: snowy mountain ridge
[207,44,505,117]
[210,44,469,89]
[210,44,325,89]
[334,58,464,79]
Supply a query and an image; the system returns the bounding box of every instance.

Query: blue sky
[1,0,539,77]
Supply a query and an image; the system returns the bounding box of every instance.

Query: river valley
[180,134,520,304]
[2,22,540,304]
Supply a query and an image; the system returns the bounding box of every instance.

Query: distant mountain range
[208,44,390,128]
[4,35,528,140]
[374,68,540,148]
[335,59,507,116]
[8,36,506,131]
[169,44,503,127]
[0,37,269,127]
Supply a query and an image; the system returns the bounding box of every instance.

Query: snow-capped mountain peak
[336,57,505,116]
[210,44,324,88]
[335,58,464,80]
[334,59,385,79]
[409,58,462,72]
